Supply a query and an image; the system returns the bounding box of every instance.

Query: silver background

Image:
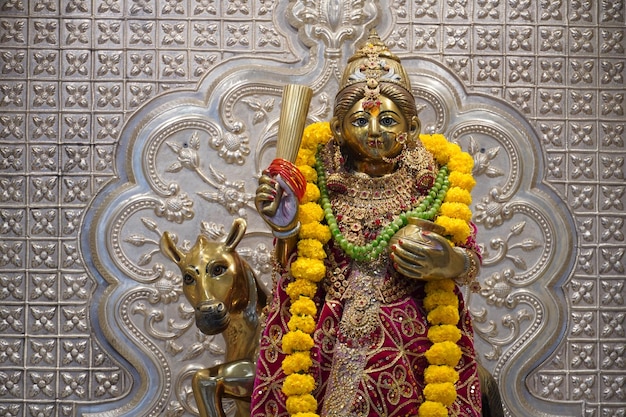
[0,0,623,416]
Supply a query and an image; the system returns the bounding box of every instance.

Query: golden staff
[275,84,313,163]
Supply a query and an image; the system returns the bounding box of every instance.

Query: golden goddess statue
[253,30,499,417]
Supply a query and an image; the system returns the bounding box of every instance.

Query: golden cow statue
[160,218,267,417]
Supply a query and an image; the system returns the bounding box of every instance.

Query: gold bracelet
[457,249,481,292]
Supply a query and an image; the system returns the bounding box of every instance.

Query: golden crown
[339,29,412,110]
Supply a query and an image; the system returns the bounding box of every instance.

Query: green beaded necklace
[315,153,450,262]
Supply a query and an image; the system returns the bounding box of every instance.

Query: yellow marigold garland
[280,122,333,417]
[279,124,476,417]
[418,133,475,417]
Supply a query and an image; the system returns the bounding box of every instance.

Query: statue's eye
[351,116,368,127]
[210,264,227,276]
[380,115,398,127]
[183,274,194,285]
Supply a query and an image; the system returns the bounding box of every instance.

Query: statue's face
[333,95,418,176]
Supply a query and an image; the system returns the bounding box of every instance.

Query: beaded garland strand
[279,122,477,417]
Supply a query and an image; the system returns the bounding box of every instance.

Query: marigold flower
[418,400,449,417]
[301,133,318,152]
[298,164,318,183]
[424,290,459,311]
[282,330,314,354]
[285,393,318,414]
[439,202,472,222]
[297,238,326,260]
[448,152,474,174]
[448,171,476,191]
[424,365,459,384]
[445,141,462,157]
[290,297,317,316]
[424,364,460,384]
[298,202,324,225]
[291,258,326,282]
[425,279,456,293]
[301,182,321,203]
[420,134,451,164]
[444,187,472,205]
[427,324,462,344]
[296,148,316,166]
[425,341,462,366]
[288,314,316,334]
[286,279,318,300]
[424,382,457,406]
[301,122,332,151]
[427,304,460,325]
[282,351,313,375]
[299,222,331,244]
[282,374,316,396]
[435,215,471,245]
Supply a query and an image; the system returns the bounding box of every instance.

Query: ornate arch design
[86,2,575,416]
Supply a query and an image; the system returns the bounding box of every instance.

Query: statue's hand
[255,171,299,235]
[390,228,466,280]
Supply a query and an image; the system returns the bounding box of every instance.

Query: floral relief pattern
[0,1,623,417]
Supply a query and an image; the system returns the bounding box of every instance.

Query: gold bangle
[457,249,481,292]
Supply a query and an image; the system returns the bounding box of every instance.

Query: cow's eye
[210,264,227,276]
[183,273,194,285]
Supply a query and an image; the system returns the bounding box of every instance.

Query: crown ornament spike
[339,29,412,111]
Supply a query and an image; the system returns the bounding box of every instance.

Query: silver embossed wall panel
[0,1,623,416]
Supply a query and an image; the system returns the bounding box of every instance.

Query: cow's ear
[224,218,247,252]
[160,232,184,265]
